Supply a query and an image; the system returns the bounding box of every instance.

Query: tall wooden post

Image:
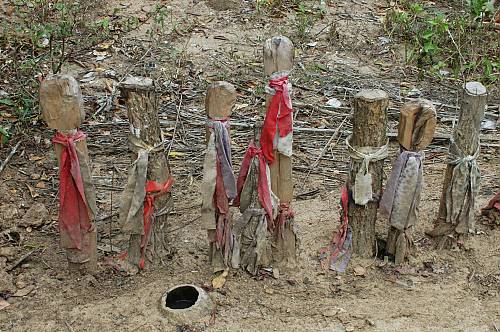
[202,81,237,273]
[429,82,487,248]
[347,90,388,258]
[262,36,297,267]
[40,74,98,273]
[119,77,173,271]
[381,100,436,264]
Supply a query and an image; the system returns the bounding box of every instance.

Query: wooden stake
[348,89,388,258]
[431,82,487,247]
[119,77,172,268]
[203,81,236,272]
[40,74,97,273]
[263,36,297,267]
[385,100,436,264]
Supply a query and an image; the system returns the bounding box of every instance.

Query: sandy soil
[0,0,499,331]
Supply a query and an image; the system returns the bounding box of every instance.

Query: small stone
[0,247,15,260]
[20,202,49,228]
[0,270,15,292]
[1,204,19,220]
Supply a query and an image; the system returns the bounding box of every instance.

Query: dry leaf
[212,269,228,289]
[353,266,366,277]
[0,299,9,310]
[35,181,46,189]
[12,285,35,297]
[26,184,39,198]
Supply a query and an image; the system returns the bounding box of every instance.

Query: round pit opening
[165,285,199,310]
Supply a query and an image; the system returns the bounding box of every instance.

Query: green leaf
[0,99,15,107]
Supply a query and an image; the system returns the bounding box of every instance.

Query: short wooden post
[119,77,173,270]
[262,36,297,267]
[381,100,436,264]
[429,82,487,248]
[201,81,237,273]
[347,89,388,258]
[40,74,98,273]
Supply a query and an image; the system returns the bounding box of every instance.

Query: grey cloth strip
[380,150,424,230]
[445,138,480,234]
[120,149,149,235]
[210,120,237,200]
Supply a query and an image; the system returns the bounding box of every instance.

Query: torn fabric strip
[52,130,96,251]
[445,138,480,234]
[346,135,388,205]
[261,72,293,164]
[379,150,424,231]
[119,135,172,268]
[234,140,275,224]
[202,119,237,268]
[319,187,352,272]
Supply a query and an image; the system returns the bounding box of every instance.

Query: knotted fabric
[139,177,173,269]
[319,187,352,272]
[380,149,424,231]
[201,119,237,267]
[120,135,172,269]
[275,203,295,238]
[53,130,96,251]
[261,73,293,164]
[445,138,480,234]
[234,140,273,223]
[346,135,389,205]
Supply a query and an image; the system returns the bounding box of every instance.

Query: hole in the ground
[165,285,199,310]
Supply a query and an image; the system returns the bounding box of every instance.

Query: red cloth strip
[260,75,293,164]
[52,130,92,250]
[234,140,274,224]
[275,203,294,236]
[139,176,174,269]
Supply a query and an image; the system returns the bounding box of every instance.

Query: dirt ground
[0,0,499,331]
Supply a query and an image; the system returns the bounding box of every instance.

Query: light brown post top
[398,99,437,151]
[263,36,294,76]
[205,81,236,119]
[464,81,487,96]
[354,89,388,102]
[39,74,84,130]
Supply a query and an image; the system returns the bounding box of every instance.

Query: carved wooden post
[346,89,388,258]
[262,36,298,267]
[40,74,98,273]
[380,100,436,264]
[429,82,487,248]
[201,81,237,273]
[119,77,173,271]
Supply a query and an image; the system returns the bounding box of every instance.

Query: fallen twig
[0,141,21,176]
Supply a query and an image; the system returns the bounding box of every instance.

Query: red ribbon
[234,140,274,224]
[260,75,293,164]
[139,176,174,269]
[52,130,91,250]
[320,186,349,262]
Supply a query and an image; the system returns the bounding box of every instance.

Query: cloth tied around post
[261,71,293,164]
[346,135,389,205]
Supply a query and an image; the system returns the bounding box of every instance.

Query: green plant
[386,0,499,84]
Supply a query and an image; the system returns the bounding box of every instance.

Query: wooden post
[119,77,172,270]
[263,36,297,267]
[202,81,237,273]
[40,74,98,273]
[383,100,436,264]
[430,82,487,248]
[347,89,388,258]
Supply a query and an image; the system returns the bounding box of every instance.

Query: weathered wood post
[380,100,436,264]
[262,36,298,267]
[119,77,173,272]
[40,74,98,273]
[201,81,237,273]
[429,82,487,248]
[346,89,389,258]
